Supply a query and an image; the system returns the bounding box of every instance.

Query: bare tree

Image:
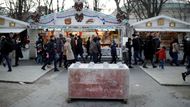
[94,0,100,11]
[4,0,36,20]
[43,0,53,14]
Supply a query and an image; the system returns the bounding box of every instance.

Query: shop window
[146,21,152,27]
[158,18,164,26]
[0,18,5,25]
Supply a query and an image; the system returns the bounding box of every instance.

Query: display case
[68,63,129,103]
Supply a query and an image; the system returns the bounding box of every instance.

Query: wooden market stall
[39,8,127,59]
[0,15,30,60]
[131,15,190,48]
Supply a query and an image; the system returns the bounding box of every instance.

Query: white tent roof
[0,28,26,33]
[39,8,122,29]
[0,15,29,33]
[131,15,190,32]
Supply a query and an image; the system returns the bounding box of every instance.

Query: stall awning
[134,28,190,32]
[0,28,26,33]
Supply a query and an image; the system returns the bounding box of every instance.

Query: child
[155,46,166,69]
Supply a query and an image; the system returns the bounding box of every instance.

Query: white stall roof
[39,8,123,29]
[131,15,190,32]
[0,28,26,33]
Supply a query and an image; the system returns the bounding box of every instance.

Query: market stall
[131,15,190,47]
[0,15,30,60]
[39,7,127,59]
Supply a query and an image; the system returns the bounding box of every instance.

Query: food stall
[0,15,30,60]
[131,15,190,48]
[39,7,127,59]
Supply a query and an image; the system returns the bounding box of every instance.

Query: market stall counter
[68,62,129,103]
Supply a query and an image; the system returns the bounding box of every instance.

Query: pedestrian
[182,37,190,81]
[35,34,44,64]
[110,40,117,63]
[155,46,166,69]
[152,32,161,63]
[14,35,23,66]
[70,34,77,61]
[181,34,187,64]
[76,36,85,62]
[85,37,91,60]
[97,37,102,63]
[56,34,66,67]
[64,38,75,69]
[170,39,180,66]
[90,36,99,63]
[132,33,144,65]
[0,35,14,72]
[41,36,59,71]
[143,35,157,68]
[126,38,133,68]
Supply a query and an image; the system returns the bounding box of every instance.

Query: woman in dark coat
[143,35,157,68]
[110,40,117,63]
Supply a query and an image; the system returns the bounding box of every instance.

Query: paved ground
[140,66,190,86]
[0,62,190,107]
[0,65,52,83]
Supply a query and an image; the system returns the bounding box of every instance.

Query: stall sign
[0,18,5,25]
[146,21,152,27]
[158,18,164,26]
[65,18,72,25]
[9,22,16,27]
[169,22,176,27]
[86,19,94,24]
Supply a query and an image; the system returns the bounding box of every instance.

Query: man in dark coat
[85,37,91,60]
[76,36,85,62]
[0,35,13,72]
[143,35,157,68]
[42,36,59,71]
[132,34,144,65]
[56,34,66,67]
[126,38,133,68]
[97,37,102,63]
[14,36,23,66]
[110,40,117,63]
[182,37,190,81]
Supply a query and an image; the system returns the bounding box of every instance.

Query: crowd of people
[125,32,190,81]
[1,32,190,81]
[35,33,116,71]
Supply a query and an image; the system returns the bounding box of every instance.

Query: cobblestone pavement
[0,64,190,107]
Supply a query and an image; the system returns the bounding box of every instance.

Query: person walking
[153,32,161,63]
[132,33,144,65]
[35,34,44,64]
[56,34,66,67]
[90,37,99,63]
[14,36,23,66]
[170,39,180,66]
[97,37,102,63]
[143,35,157,68]
[181,35,187,65]
[155,46,166,69]
[182,37,190,81]
[76,36,85,62]
[110,40,117,64]
[0,35,14,72]
[70,34,77,61]
[64,38,75,69]
[41,36,59,71]
[85,37,91,60]
[126,38,133,68]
